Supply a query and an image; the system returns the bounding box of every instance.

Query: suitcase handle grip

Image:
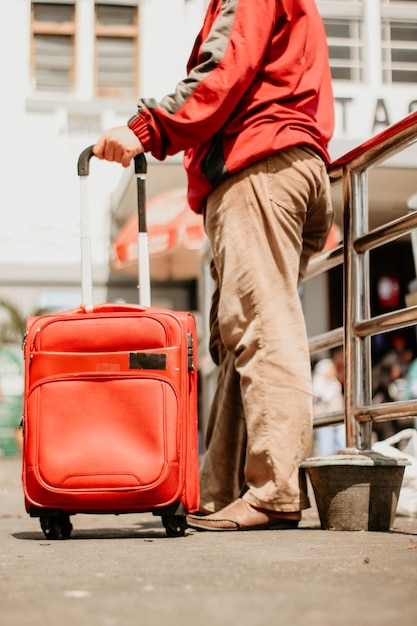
[77,303,147,314]
[77,146,147,177]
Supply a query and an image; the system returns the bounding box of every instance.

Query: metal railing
[307,111,417,451]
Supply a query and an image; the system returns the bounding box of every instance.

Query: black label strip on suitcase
[129,352,167,370]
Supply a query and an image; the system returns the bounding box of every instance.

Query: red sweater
[128,0,334,213]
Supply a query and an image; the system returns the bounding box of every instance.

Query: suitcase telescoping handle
[77,147,151,309]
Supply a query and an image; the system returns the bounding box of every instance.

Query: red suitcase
[21,148,199,538]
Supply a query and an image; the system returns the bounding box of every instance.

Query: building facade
[0,0,416,342]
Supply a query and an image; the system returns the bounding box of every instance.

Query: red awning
[111,188,206,281]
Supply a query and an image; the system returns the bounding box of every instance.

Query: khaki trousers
[200,146,334,513]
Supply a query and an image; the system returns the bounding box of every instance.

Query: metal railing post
[342,167,355,450]
[300,111,417,530]
[351,169,373,451]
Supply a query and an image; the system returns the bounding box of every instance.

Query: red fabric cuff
[128,114,153,152]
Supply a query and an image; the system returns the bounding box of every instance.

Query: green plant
[0,298,51,346]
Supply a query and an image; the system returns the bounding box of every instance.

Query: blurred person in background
[312,351,344,456]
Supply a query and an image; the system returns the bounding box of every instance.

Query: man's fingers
[92,126,143,166]
[121,156,131,168]
[94,140,120,164]
[92,137,105,159]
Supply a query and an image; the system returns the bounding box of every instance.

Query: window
[30,2,139,99]
[323,17,364,82]
[318,2,365,83]
[95,4,138,98]
[380,0,417,83]
[31,3,76,93]
[381,19,417,83]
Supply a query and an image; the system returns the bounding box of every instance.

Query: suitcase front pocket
[28,347,182,389]
[26,374,180,493]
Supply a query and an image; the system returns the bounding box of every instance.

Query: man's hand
[93,125,144,168]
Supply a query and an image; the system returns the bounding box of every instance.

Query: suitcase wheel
[40,512,73,540]
[161,515,187,537]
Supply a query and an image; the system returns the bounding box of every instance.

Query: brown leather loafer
[186,498,300,531]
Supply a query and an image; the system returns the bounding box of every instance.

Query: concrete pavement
[1,454,416,626]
